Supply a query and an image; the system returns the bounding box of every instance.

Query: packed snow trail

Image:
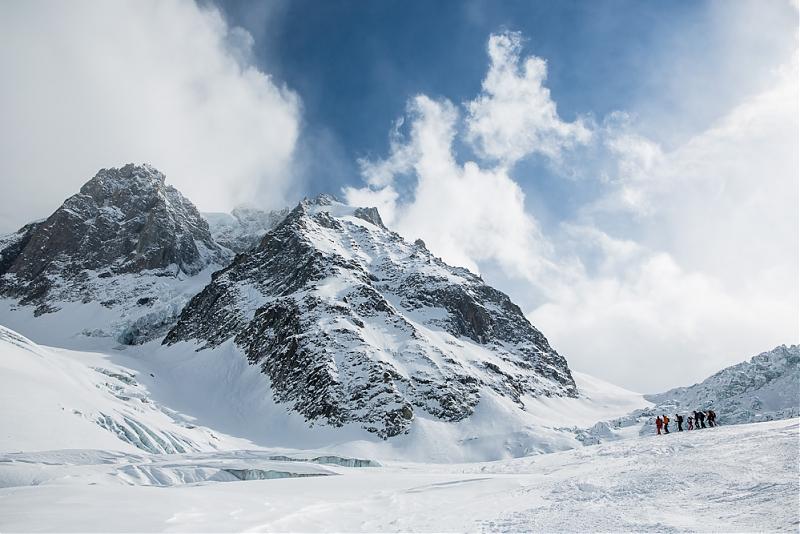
[1,419,796,532]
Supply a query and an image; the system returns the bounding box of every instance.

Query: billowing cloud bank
[346,18,798,392]
[0,0,300,232]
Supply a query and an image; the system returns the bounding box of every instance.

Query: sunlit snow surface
[1,326,797,532]
[1,420,797,532]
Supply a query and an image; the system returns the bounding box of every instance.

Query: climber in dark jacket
[707,410,717,427]
[676,414,684,432]
[696,410,706,428]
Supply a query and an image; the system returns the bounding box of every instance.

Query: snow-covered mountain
[166,195,577,438]
[645,344,799,424]
[0,165,583,446]
[0,164,230,345]
[203,206,289,254]
[568,344,800,445]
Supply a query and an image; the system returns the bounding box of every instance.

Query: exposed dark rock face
[166,195,577,438]
[0,221,44,277]
[0,164,228,319]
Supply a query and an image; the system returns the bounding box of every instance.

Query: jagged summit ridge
[166,195,577,438]
[0,163,229,328]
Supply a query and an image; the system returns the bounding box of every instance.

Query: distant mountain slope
[204,206,289,254]
[166,195,577,438]
[645,344,799,424]
[0,164,231,344]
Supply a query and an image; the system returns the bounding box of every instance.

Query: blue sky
[214,0,795,232]
[217,0,689,194]
[1,0,797,391]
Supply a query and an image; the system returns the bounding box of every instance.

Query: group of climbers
[655,410,717,435]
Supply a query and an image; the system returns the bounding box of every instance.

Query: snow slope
[1,419,796,532]
[0,325,253,454]
[0,324,644,462]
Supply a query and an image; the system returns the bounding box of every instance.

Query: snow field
[0,419,796,532]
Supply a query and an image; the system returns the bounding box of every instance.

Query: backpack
[677,415,683,423]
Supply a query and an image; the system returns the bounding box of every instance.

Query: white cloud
[464,31,591,166]
[346,94,557,283]
[535,39,799,391]
[345,34,587,282]
[346,22,798,392]
[0,0,300,232]
[531,225,797,393]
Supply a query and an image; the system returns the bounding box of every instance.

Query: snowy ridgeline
[1,419,797,532]
[570,345,800,446]
[645,344,800,424]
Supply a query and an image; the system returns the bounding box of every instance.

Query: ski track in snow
[0,419,797,532]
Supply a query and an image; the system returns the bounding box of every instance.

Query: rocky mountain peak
[300,193,338,208]
[0,164,228,315]
[79,163,166,200]
[166,196,577,438]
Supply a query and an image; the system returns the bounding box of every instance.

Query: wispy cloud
[465,31,591,166]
